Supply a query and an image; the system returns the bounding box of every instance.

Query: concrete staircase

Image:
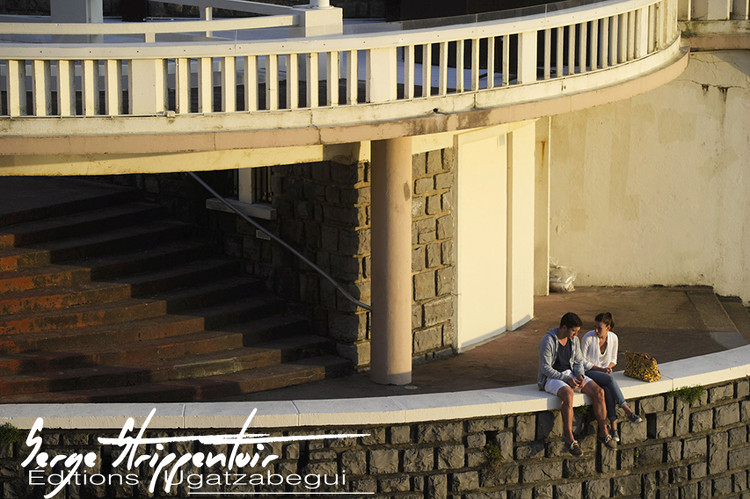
[687,288,750,349]
[0,178,349,403]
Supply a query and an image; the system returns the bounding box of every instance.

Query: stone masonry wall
[1,377,748,497]
[213,149,456,368]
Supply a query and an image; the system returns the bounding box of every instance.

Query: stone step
[0,202,163,249]
[153,275,266,314]
[83,239,217,281]
[0,355,351,403]
[0,314,206,355]
[0,178,140,229]
[0,281,132,316]
[0,336,336,397]
[113,257,243,297]
[34,220,195,263]
[0,264,91,293]
[198,295,288,330]
[0,324,313,375]
[0,298,167,335]
[0,247,51,272]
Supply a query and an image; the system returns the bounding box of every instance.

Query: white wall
[549,51,750,303]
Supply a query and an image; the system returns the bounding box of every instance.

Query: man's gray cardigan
[537,328,593,390]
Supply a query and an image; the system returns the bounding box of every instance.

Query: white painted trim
[1,339,747,430]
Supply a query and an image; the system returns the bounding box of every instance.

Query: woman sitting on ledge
[582,312,643,443]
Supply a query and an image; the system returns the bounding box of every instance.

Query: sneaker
[628,413,643,424]
[599,434,617,449]
[611,429,620,442]
[567,439,583,457]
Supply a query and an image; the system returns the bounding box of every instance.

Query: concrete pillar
[370,137,413,385]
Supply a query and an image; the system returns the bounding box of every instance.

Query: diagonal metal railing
[187,171,372,311]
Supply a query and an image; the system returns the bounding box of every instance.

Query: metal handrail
[187,171,372,311]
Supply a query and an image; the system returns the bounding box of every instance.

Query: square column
[370,137,413,385]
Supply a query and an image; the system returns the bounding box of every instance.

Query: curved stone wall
[1,345,748,497]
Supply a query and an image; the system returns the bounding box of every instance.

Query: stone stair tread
[1,296,164,322]
[0,264,91,293]
[0,337,334,395]
[687,289,738,332]
[76,239,216,278]
[29,220,192,255]
[720,300,750,342]
[111,257,241,288]
[147,275,263,308]
[0,314,206,354]
[0,201,163,247]
[0,355,350,403]
[0,281,132,316]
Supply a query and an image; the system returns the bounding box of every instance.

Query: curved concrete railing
[2,344,749,429]
[0,0,684,151]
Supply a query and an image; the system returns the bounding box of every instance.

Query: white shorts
[544,370,593,396]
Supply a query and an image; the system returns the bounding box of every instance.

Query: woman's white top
[581,330,619,368]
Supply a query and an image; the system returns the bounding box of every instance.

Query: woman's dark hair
[595,312,615,329]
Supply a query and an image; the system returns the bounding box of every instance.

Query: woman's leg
[585,371,617,422]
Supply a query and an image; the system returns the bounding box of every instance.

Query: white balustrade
[0,0,681,119]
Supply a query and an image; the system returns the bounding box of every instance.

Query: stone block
[714,476,732,495]
[600,444,617,473]
[619,448,635,470]
[436,267,454,296]
[328,311,367,342]
[412,246,426,272]
[737,379,750,399]
[426,194,442,215]
[729,446,750,470]
[481,463,519,487]
[435,171,453,190]
[466,450,486,467]
[742,400,750,421]
[390,426,411,445]
[533,484,553,498]
[666,440,681,464]
[441,240,454,265]
[427,150,444,174]
[412,196,425,217]
[412,153,427,177]
[709,384,734,403]
[497,431,515,461]
[379,475,410,492]
[418,229,437,244]
[648,412,675,439]
[508,488,534,499]
[423,296,453,327]
[636,443,664,467]
[679,483,698,498]
[426,474,447,499]
[698,479,712,498]
[689,462,707,480]
[441,191,452,212]
[466,433,486,449]
[368,448,399,474]
[416,422,463,443]
[537,411,563,440]
[361,427,386,445]
[426,242,441,268]
[670,465,688,484]
[444,147,455,170]
[585,478,611,499]
[620,416,648,444]
[351,477,377,493]
[515,441,545,460]
[450,471,479,493]
[466,418,505,433]
[414,326,443,354]
[562,457,596,478]
[674,398,690,437]
[657,486,679,499]
[613,475,641,497]
[714,403,741,428]
[683,435,708,460]
[402,447,434,473]
[414,271,436,301]
[515,414,537,442]
[415,178,434,195]
[436,214,454,239]
[437,444,465,469]
[690,409,713,433]
[341,450,367,475]
[413,304,423,328]
[729,426,748,448]
[708,432,728,474]
[734,471,749,492]
[642,473,657,498]
[638,395,665,414]
[521,462,562,483]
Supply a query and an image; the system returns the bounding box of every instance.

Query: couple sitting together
[538,311,643,456]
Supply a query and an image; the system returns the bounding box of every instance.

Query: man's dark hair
[560,312,583,329]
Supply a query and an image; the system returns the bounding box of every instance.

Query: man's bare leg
[557,385,576,443]
[581,380,609,438]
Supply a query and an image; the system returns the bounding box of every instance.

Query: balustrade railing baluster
[404,45,415,100]
[288,53,299,109]
[57,60,75,116]
[32,60,50,116]
[487,37,495,89]
[422,43,432,97]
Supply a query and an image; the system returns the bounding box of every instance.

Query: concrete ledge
[1,344,749,429]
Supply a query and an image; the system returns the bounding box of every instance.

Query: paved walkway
[245,286,749,401]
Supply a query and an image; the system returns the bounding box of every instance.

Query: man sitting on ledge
[538,312,617,456]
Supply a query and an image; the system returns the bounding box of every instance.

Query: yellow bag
[624,351,661,382]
